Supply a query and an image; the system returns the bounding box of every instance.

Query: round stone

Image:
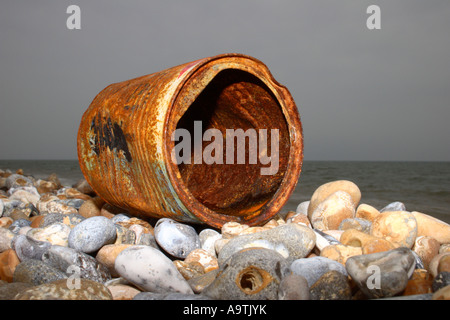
[370,211,417,248]
[68,216,117,253]
[12,235,51,261]
[309,270,352,300]
[154,218,200,259]
[289,256,348,287]
[310,191,356,231]
[13,259,67,285]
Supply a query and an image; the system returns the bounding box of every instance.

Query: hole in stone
[236,266,272,294]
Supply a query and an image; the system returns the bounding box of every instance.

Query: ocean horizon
[1,159,449,224]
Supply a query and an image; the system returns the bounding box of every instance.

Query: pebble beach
[0,167,449,301]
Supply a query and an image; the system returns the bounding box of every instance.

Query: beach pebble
[356,203,380,221]
[110,213,130,224]
[115,245,193,294]
[289,256,348,287]
[9,218,31,233]
[277,273,310,300]
[308,180,361,218]
[413,236,441,270]
[107,284,141,300]
[412,211,450,244]
[37,197,78,215]
[310,191,356,231]
[95,244,134,277]
[0,228,15,252]
[203,248,288,300]
[114,224,136,245]
[339,217,371,232]
[320,244,363,265]
[8,188,40,207]
[340,229,396,255]
[0,217,14,228]
[14,278,113,300]
[345,247,416,299]
[432,272,450,292]
[77,197,105,218]
[310,270,352,300]
[199,228,222,256]
[184,248,219,274]
[403,269,433,296]
[13,259,67,285]
[73,179,95,195]
[221,222,249,239]
[438,255,450,273]
[217,223,316,265]
[42,245,111,283]
[35,179,59,194]
[154,218,200,259]
[296,201,310,215]
[0,249,20,282]
[5,174,34,189]
[287,212,312,227]
[40,213,85,229]
[27,223,71,247]
[68,216,117,253]
[0,282,34,300]
[0,199,4,217]
[429,252,450,277]
[12,235,51,261]
[432,284,450,300]
[370,211,417,248]
[380,201,406,212]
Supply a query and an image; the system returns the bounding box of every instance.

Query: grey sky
[1,0,449,161]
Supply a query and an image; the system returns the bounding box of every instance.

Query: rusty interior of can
[167,67,290,220]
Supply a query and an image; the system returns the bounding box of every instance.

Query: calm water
[1,160,449,223]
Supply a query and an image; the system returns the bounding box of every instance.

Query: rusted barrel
[77,53,303,228]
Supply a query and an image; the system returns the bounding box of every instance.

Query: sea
[1,160,449,224]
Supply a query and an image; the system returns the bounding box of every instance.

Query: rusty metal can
[77,53,303,228]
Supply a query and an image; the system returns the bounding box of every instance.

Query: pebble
[203,248,288,300]
[0,199,4,217]
[9,219,31,233]
[115,245,193,294]
[277,273,310,300]
[77,197,105,218]
[308,180,361,218]
[73,179,95,195]
[289,256,348,287]
[12,235,51,261]
[338,217,371,233]
[370,211,417,248]
[0,282,34,300]
[221,221,249,239]
[380,201,406,212]
[295,200,310,215]
[432,272,450,292]
[107,283,141,300]
[438,254,450,273]
[27,222,71,246]
[13,259,67,285]
[199,228,222,256]
[309,191,356,231]
[0,249,20,282]
[355,203,380,221]
[217,223,316,265]
[0,227,15,252]
[95,244,134,277]
[68,216,117,253]
[320,244,362,265]
[40,212,85,229]
[310,270,352,300]
[188,269,219,294]
[432,284,450,300]
[345,247,416,299]
[412,211,450,244]
[403,269,433,296]
[114,224,136,245]
[42,245,111,283]
[5,174,33,189]
[14,278,113,300]
[413,236,440,270]
[154,218,200,259]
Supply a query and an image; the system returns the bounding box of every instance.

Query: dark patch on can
[90,116,133,162]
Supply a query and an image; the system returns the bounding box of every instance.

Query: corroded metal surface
[77,53,303,228]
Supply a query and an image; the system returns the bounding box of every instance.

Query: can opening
[172,69,290,217]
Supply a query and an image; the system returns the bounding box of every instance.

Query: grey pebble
[42,245,111,283]
[278,274,310,300]
[289,256,348,287]
[154,218,201,259]
[40,212,85,228]
[12,234,51,261]
[380,201,406,212]
[9,219,32,233]
[68,216,117,253]
[13,259,67,285]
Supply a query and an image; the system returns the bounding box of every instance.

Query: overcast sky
[1,0,449,161]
